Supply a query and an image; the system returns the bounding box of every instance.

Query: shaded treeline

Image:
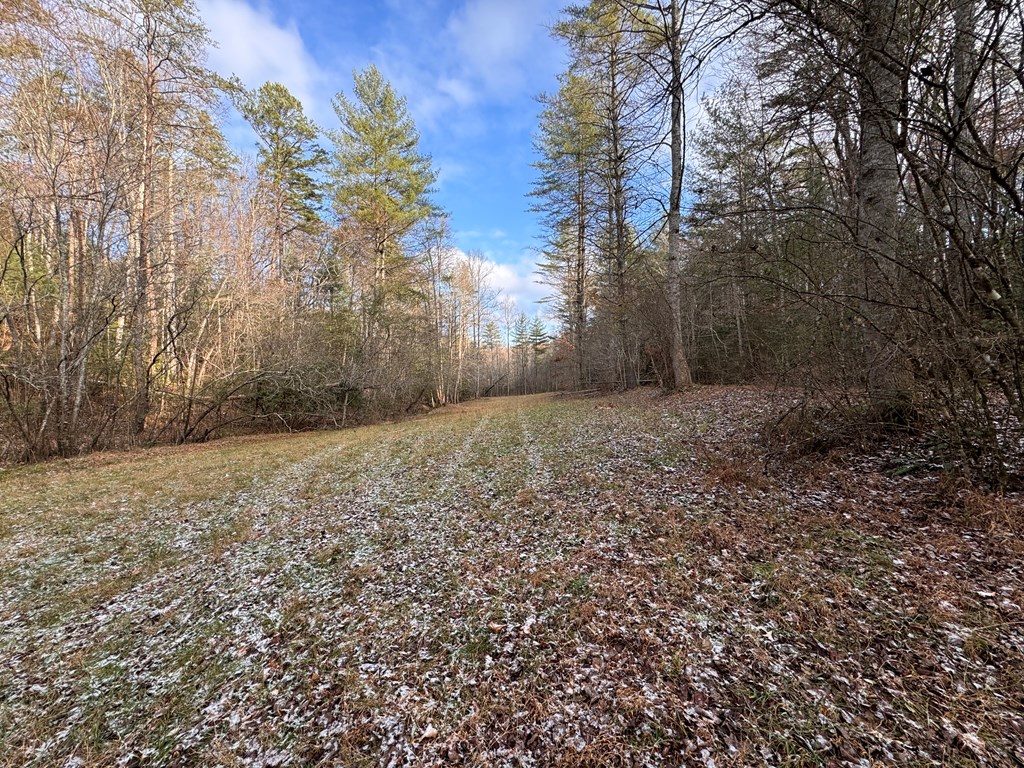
[531,0,1024,485]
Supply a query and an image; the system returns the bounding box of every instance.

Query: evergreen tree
[511,312,530,393]
[235,81,327,279]
[483,320,502,350]
[554,0,649,388]
[532,72,599,388]
[512,313,530,349]
[529,316,549,357]
[329,66,436,328]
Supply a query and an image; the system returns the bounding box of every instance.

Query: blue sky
[197,0,568,314]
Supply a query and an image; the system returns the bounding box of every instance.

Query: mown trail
[1,390,1022,767]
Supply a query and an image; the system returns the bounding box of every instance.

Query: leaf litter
[1,390,1022,766]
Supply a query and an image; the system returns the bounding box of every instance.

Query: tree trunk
[576,163,588,389]
[667,0,694,388]
[132,12,158,439]
[856,0,905,407]
[608,40,635,389]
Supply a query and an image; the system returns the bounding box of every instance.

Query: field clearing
[1,388,1022,767]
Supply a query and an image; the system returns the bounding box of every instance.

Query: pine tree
[511,312,530,393]
[532,72,599,388]
[329,66,436,330]
[235,81,327,279]
[512,313,530,349]
[554,0,648,388]
[484,321,502,350]
[529,316,549,357]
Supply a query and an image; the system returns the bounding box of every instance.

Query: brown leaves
[4,389,1024,766]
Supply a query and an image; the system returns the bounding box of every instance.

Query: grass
[1,389,1022,766]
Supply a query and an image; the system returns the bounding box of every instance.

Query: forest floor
[1,388,1023,767]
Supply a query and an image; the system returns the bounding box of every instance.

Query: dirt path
[1,390,1022,766]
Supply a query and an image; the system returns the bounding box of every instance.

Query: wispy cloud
[482,252,550,315]
[437,76,476,107]
[434,157,468,190]
[369,0,563,131]
[444,246,549,319]
[445,0,561,96]
[198,0,331,124]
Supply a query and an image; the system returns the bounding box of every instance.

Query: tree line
[4,0,1022,485]
[0,0,552,461]
[531,0,1024,485]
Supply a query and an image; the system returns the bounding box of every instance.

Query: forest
[0,0,514,461]
[2,0,1024,489]
[2,1,1024,765]
[531,0,1024,487]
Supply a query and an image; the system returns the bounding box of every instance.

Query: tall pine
[235,81,327,280]
[329,66,436,334]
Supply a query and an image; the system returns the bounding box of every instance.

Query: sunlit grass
[1,391,1021,767]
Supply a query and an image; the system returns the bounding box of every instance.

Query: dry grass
[1,389,1022,767]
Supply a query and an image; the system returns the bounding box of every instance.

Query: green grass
[1,390,1021,767]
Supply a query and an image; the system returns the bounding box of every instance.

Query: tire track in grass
[135,413,496,766]
[303,408,517,763]
[0,429,408,766]
[5,392,1023,766]
[423,396,730,765]
[175,407,519,766]
[351,397,674,765]
[338,401,555,766]
[144,402,539,766]
[183,398,704,767]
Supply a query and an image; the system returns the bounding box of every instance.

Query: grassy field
[1,389,1022,767]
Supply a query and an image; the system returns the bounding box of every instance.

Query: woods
[2,0,1023,487]
[3,2,1024,765]
[531,0,1024,485]
[0,0,507,461]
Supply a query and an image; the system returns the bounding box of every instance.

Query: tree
[0,0,505,462]
[671,0,1024,484]
[484,321,502,350]
[101,0,221,438]
[532,73,600,389]
[555,0,654,388]
[512,312,531,393]
[529,316,549,356]
[622,0,701,387]
[329,66,436,336]
[420,213,458,405]
[235,81,327,280]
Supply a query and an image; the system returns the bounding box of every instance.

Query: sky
[197,0,569,316]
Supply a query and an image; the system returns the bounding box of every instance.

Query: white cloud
[440,247,547,318]
[434,158,468,190]
[445,0,562,97]
[482,253,549,314]
[446,1,529,89]
[198,0,325,121]
[449,229,550,315]
[372,0,563,130]
[437,76,476,107]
